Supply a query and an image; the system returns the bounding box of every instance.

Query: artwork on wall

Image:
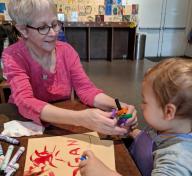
[0,0,138,23]
[132,4,139,15]
[0,2,6,13]
[105,4,112,15]
[98,5,105,15]
[53,0,138,23]
[71,11,78,21]
[57,13,65,21]
[95,15,104,23]
[122,15,130,22]
[24,132,115,176]
[0,0,12,21]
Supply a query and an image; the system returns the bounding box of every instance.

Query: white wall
[129,0,192,57]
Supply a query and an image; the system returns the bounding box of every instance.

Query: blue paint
[80,156,87,161]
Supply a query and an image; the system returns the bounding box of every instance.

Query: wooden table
[0,100,141,176]
[0,80,9,103]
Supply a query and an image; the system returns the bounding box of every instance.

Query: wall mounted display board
[54,0,139,24]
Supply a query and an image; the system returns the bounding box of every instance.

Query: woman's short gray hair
[8,0,57,25]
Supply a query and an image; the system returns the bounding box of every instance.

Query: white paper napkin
[1,120,45,137]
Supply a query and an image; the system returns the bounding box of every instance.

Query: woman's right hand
[79,108,128,135]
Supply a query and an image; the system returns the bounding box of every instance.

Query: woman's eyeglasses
[26,21,62,35]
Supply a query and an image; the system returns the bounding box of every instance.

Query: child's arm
[79,150,122,176]
[129,129,142,139]
[152,145,192,176]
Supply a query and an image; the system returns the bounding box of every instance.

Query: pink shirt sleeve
[61,44,103,106]
[2,41,104,125]
[2,51,47,125]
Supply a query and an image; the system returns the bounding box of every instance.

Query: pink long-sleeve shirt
[2,40,103,125]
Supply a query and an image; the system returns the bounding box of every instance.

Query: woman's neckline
[25,43,57,74]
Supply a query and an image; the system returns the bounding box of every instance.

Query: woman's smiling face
[25,7,59,53]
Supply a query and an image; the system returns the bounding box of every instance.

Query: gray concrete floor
[82,59,157,129]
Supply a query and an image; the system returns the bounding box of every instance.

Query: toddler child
[79,58,192,176]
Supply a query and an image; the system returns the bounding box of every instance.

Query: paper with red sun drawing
[24,132,115,176]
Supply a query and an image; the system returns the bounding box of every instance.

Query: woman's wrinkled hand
[79,108,128,135]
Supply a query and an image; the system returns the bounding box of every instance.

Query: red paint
[30,146,57,168]
[25,141,82,176]
[27,145,66,175]
[69,148,80,155]
[72,167,80,176]
[55,158,66,162]
[67,161,79,167]
[75,157,80,163]
[55,150,60,156]
[49,171,56,176]
[67,140,79,146]
[23,167,44,176]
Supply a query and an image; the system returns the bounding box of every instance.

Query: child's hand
[79,150,121,176]
[129,129,142,138]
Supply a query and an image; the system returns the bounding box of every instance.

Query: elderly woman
[2,0,136,135]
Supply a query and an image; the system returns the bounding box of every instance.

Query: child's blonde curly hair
[144,58,192,119]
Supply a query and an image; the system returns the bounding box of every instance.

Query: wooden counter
[62,22,136,61]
